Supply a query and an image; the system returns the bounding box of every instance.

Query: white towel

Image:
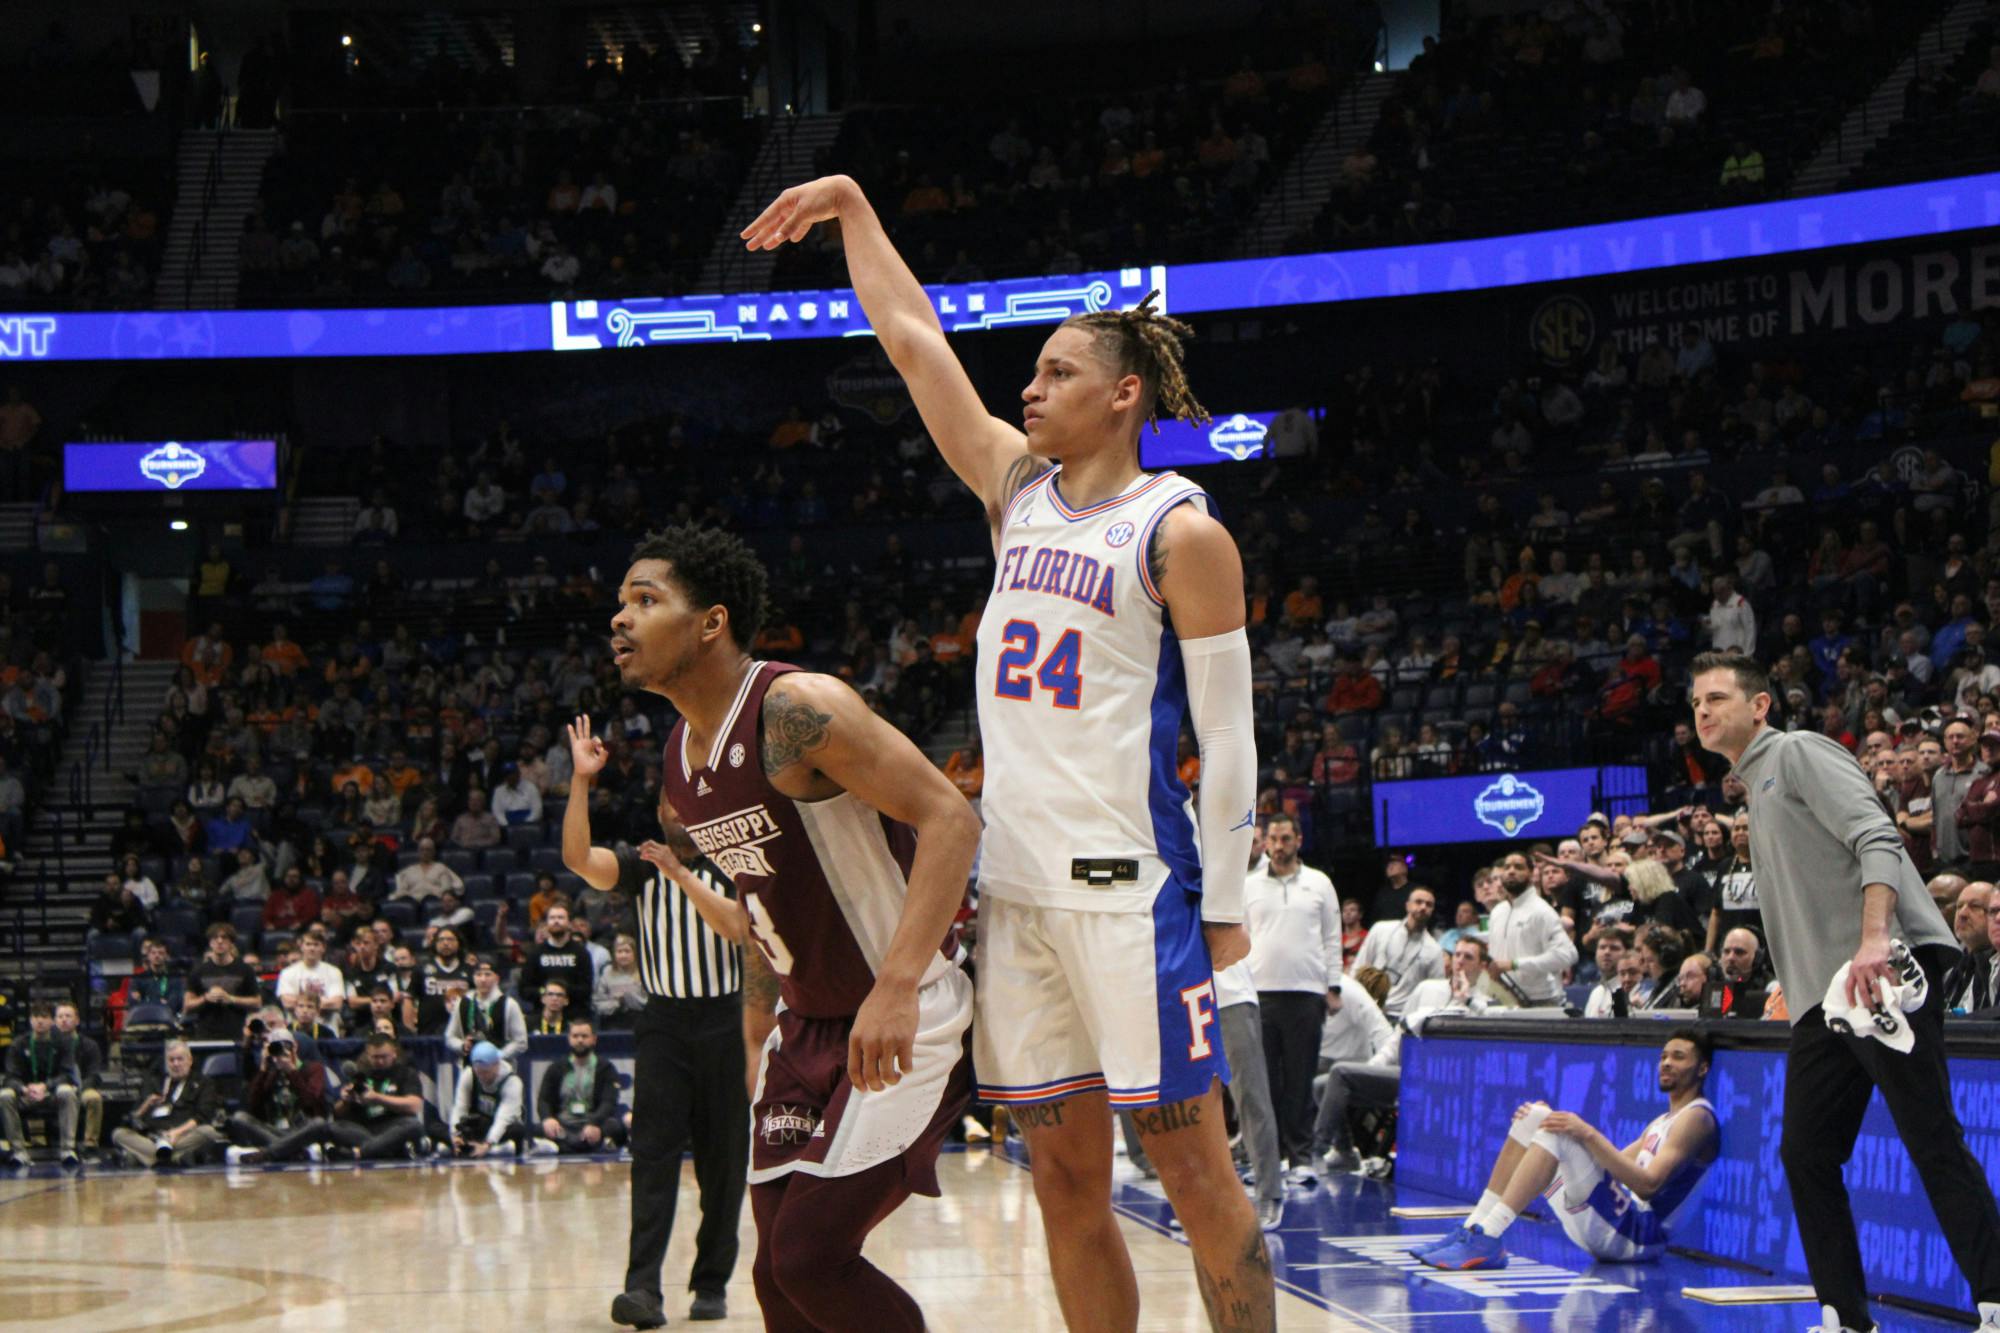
[1821,941,1927,1054]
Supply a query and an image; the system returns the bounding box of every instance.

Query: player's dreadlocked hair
[1059,289,1210,435]
[629,523,769,649]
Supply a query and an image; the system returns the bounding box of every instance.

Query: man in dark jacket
[223,1028,331,1161]
[111,1040,226,1167]
[52,1001,104,1161]
[1,1001,80,1166]
[532,1017,626,1154]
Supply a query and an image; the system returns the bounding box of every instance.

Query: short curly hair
[629,524,769,649]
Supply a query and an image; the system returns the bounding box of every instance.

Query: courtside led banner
[2,172,1993,362]
[64,440,279,492]
[1373,765,1648,846]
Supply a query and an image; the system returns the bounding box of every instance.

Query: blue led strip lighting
[1,172,1992,362]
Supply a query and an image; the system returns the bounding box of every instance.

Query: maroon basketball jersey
[662,661,954,1019]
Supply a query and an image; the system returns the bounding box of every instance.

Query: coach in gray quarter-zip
[1690,650,2000,1333]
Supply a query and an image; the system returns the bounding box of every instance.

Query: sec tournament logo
[1473,773,1546,838]
[1207,413,1269,461]
[139,442,207,490]
[1105,521,1136,548]
[1529,294,1595,367]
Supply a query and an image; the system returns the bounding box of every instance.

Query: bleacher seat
[1503,680,1534,708]
[530,846,566,876]
[153,907,201,946]
[1463,682,1498,710]
[505,824,542,851]
[1565,984,1595,1011]
[481,848,517,876]
[201,1051,239,1080]
[443,849,476,877]
[125,1002,179,1032]
[505,872,539,901]
[230,904,265,939]
[1423,684,1459,712]
[379,900,416,928]
[472,900,503,940]
[461,873,497,901]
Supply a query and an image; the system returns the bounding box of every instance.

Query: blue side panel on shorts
[1587,1175,1664,1252]
[1140,872,1230,1107]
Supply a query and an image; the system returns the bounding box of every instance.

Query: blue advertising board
[1373,765,1647,846]
[1400,1032,2000,1314]
[0,171,1994,362]
[1138,409,1281,468]
[64,440,280,492]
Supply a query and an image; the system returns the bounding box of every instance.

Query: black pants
[261,1113,424,1161]
[1782,942,2000,1328]
[625,993,749,1301]
[1258,990,1323,1166]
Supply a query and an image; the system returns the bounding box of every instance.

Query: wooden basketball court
[0,1148,1345,1331]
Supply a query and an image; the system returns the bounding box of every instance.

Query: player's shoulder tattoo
[997,453,1052,511]
[762,687,833,776]
[1148,516,1171,591]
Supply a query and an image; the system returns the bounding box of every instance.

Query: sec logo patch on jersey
[729,742,746,768]
[1105,521,1136,548]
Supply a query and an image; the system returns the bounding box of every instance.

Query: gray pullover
[1734,725,1957,1024]
[1931,759,1987,864]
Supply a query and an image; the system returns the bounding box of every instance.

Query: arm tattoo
[1147,520,1170,592]
[999,453,1051,507]
[742,943,781,1014]
[762,690,832,775]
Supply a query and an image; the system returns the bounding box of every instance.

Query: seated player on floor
[1417,1028,1719,1270]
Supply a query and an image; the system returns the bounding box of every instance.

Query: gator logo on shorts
[686,804,782,882]
[761,1104,820,1145]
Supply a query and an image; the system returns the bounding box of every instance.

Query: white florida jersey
[974,466,1211,913]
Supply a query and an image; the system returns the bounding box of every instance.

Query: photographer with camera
[238,1032,427,1164]
[110,1040,226,1167]
[224,1026,330,1163]
[450,1041,527,1157]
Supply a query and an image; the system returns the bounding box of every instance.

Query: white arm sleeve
[1181,627,1255,925]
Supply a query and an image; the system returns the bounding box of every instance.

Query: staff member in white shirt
[1243,813,1341,1175]
[1485,851,1579,1006]
[1353,886,1447,1018]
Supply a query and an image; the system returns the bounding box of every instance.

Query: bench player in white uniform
[745,177,1273,1331]
[1417,1028,1720,1270]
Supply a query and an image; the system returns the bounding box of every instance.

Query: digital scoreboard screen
[64,440,280,493]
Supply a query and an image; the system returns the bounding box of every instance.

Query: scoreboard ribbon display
[64,440,280,493]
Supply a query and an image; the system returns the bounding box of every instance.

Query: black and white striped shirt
[616,847,743,999]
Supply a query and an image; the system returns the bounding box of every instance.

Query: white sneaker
[306,1143,324,1164]
[529,1137,560,1157]
[1978,1301,2000,1331]
[224,1146,252,1166]
[1805,1304,1873,1333]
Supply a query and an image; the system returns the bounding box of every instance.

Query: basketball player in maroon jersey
[608,523,982,1333]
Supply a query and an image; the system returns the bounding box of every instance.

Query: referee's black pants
[1782,942,2000,1329]
[1258,989,1324,1167]
[625,993,749,1302]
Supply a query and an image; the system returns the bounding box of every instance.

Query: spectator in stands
[242,1032,426,1164]
[532,980,572,1037]
[1705,574,1756,655]
[50,1002,102,1161]
[111,1040,225,1168]
[1585,939,1647,1017]
[1934,717,1986,870]
[0,1002,80,1167]
[532,1017,625,1154]
[338,927,395,1020]
[1324,657,1384,714]
[1944,883,1997,1012]
[223,1027,331,1163]
[520,904,593,1023]
[126,936,185,1011]
[1485,851,1579,1007]
[226,755,277,812]
[445,957,528,1063]
[262,866,320,933]
[1577,926,1627,990]
[451,1041,527,1157]
[594,933,647,1030]
[184,923,263,1039]
[218,845,271,908]
[449,788,502,849]
[205,797,255,856]
[87,871,149,950]
[415,927,471,1034]
[1352,885,1447,1018]
[277,931,346,1015]
[392,837,463,903]
[288,991,340,1043]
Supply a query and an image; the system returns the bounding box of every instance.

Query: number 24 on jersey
[993,619,1083,709]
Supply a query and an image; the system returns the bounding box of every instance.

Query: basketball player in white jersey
[1416,1028,1720,1270]
[746,177,1272,1330]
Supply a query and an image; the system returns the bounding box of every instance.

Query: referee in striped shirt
[564,718,747,1330]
